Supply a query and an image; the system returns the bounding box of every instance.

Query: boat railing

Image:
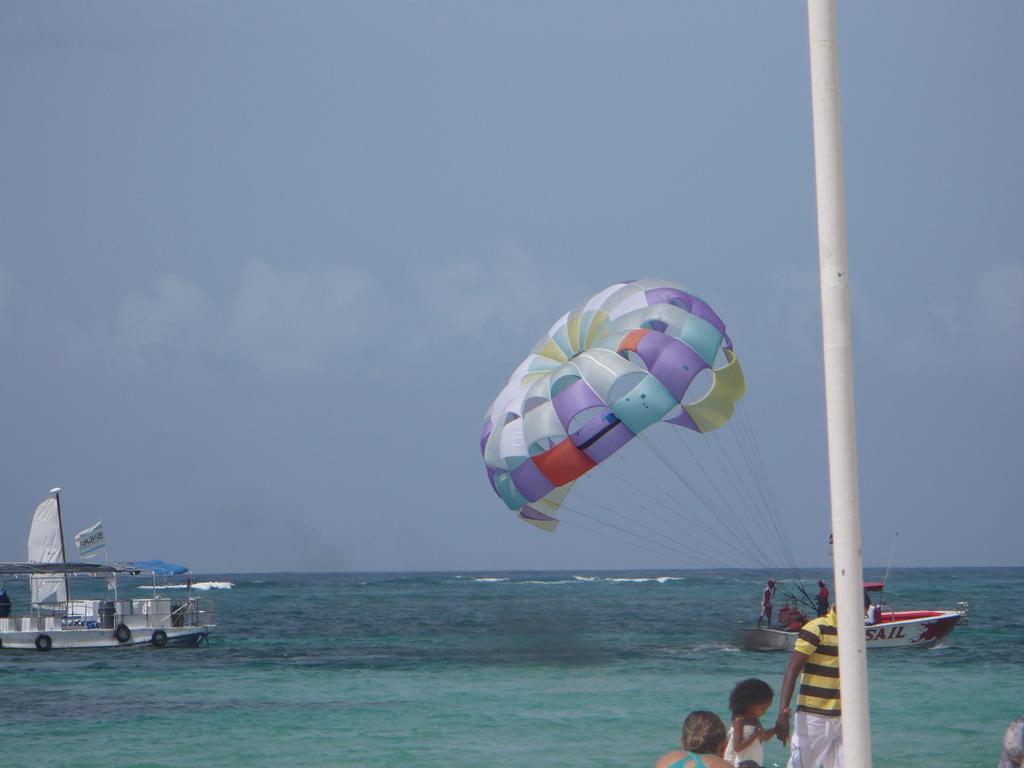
[117,596,214,629]
[7,596,215,631]
[163,597,215,629]
[956,600,969,626]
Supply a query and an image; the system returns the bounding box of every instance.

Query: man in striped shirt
[773,604,843,767]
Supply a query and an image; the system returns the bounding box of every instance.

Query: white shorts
[786,711,843,768]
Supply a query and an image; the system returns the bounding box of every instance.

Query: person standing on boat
[773,604,842,768]
[863,590,879,625]
[758,579,776,628]
[815,580,829,617]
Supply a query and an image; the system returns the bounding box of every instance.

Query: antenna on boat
[51,487,72,603]
[882,532,899,587]
[807,1,871,764]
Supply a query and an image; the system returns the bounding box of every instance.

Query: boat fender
[35,634,52,651]
[151,629,168,647]
[114,624,132,644]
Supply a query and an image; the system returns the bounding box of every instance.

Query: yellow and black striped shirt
[793,607,840,716]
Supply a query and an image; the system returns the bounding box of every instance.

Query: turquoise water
[0,568,1020,767]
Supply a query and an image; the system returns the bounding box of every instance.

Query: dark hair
[681,710,727,755]
[728,678,774,717]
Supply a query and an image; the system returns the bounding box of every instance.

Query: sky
[1,2,1021,573]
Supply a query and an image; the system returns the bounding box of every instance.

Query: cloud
[971,260,1024,360]
[224,260,378,377]
[31,262,381,379]
[117,273,210,348]
[741,258,819,356]
[849,258,1024,378]
[412,244,568,340]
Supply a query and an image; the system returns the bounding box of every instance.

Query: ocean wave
[467,575,686,586]
[137,581,234,590]
[574,575,685,584]
[686,642,741,653]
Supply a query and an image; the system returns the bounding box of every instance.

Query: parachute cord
[656,431,780,570]
[566,488,739,569]
[780,586,818,616]
[716,408,794,575]
[638,432,778,571]
[750,413,802,578]
[708,430,795,575]
[700,431,784,566]
[592,459,745,566]
[725,412,790,565]
[665,430,775,568]
[732,407,802,578]
[566,491,721,565]
[557,501,725,568]
[713,428,777,563]
[734,406,779,514]
[739,406,785,516]
[735,412,800,576]
[554,513,693,566]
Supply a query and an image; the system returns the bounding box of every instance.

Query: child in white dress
[722,678,776,768]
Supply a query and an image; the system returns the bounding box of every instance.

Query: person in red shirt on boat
[778,603,807,632]
[758,579,776,628]
[816,580,830,617]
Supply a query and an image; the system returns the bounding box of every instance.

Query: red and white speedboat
[740,581,968,652]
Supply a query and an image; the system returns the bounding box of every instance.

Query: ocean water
[0,567,1020,767]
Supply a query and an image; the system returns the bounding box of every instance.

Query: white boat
[0,562,214,650]
[0,490,214,651]
[740,581,967,652]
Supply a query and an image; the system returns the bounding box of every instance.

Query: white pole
[806,1,872,766]
[52,488,72,604]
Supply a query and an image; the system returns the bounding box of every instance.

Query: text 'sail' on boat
[740,581,968,652]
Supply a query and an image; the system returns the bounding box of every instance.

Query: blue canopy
[126,559,190,575]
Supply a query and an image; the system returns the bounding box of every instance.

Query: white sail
[28,497,67,605]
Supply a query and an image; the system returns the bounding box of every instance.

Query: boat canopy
[126,560,190,575]
[0,560,191,577]
[0,562,138,576]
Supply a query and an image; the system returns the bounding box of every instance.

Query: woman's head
[681,710,727,756]
[729,678,774,717]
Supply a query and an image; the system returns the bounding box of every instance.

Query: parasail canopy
[481,279,745,532]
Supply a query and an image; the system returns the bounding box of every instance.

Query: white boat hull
[0,625,211,650]
[0,594,215,651]
[741,610,964,652]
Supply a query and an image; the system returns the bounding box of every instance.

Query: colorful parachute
[481,279,745,531]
